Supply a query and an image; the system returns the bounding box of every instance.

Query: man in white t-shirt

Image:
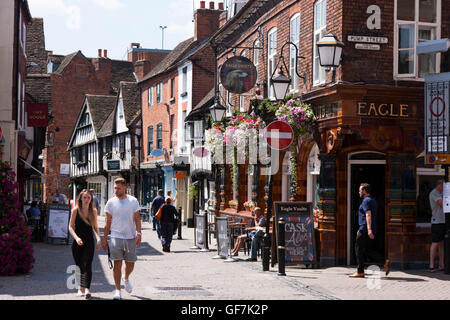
[102,178,141,300]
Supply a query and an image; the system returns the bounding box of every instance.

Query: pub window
[170,78,175,99]
[105,137,112,159]
[80,110,90,126]
[313,0,327,85]
[182,67,188,96]
[119,134,126,153]
[394,0,440,79]
[416,155,444,224]
[253,40,260,82]
[267,27,277,100]
[156,83,162,104]
[148,87,154,106]
[290,13,301,92]
[156,123,163,150]
[147,126,153,155]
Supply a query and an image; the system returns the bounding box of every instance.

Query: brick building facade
[43,50,135,202]
[139,2,223,224]
[211,0,450,268]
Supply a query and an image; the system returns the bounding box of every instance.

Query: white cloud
[28,0,81,30]
[92,0,124,11]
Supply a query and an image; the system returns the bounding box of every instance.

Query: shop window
[416,156,444,223]
[313,0,327,85]
[290,13,301,92]
[307,145,321,208]
[87,183,102,206]
[267,27,277,99]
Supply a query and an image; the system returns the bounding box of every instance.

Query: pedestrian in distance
[428,179,445,272]
[29,201,41,241]
[167,190,179,235]
[51,189,68,204]
[68,189,101,299]
[245,207,266,262]
[102,178,142,300]
[151,189,165,238]
[90,189,101,215]
[350,183,390,278]
[155,197,178,252]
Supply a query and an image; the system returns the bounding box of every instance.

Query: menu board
[46,204,71,243]
[195,214,205,248]
[216,217,228,257]
[274,202,316,265]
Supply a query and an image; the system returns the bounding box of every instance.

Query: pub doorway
[347,152,386,266]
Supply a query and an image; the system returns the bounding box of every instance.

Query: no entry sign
[265,120,294,150]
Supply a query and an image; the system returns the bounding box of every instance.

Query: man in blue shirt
[350,183,390,278]
[151,190,165,239]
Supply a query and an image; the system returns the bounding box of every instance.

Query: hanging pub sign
[27,103,48,127]
[424,73,450,164]
[220,56,257,94]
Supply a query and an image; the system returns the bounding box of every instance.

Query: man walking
[350,183,390,278]
[151,189,165,239]
[429,179,445,272]
[90,189,101,215]
[102,178,142,300]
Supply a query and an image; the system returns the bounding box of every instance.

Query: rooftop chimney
[194,1,222,42]
[218,2,224,10]
[103,49,108,58]
[98,49,102,58]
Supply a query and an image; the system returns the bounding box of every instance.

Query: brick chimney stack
[194,0,225,42]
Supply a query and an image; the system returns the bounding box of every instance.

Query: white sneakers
[113,290,121,300]
[113,278,133,300]
[123,277,133,293]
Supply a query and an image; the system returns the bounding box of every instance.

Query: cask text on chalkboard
[274,202,316,265]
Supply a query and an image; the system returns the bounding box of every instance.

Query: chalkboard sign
[195,214,205,248]
[274,202,316,265]
[46,203,71,244]
[216,217,228,258]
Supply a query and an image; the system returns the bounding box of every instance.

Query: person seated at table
[231,207,263,256]
[246,207,266,262]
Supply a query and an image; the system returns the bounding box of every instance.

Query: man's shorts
[431,223,446,243]
[108,237,137,262]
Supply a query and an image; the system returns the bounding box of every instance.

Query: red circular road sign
[430,96,446,117]
[265,120,294,150]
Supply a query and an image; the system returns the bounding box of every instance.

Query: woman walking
[157,197,178,252]
[69,190,101,299]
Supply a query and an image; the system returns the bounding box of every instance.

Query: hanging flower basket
[275,98,317,199]
[243,200,256,211]
[206,112,266,197]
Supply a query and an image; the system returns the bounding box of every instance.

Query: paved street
[1,216,450,301]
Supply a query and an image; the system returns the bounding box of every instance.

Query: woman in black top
[68,190,101,299]
[158,197,178,252]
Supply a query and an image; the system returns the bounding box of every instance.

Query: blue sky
[27,0,212,60]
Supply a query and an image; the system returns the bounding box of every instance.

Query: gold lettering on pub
[357,102,408,118]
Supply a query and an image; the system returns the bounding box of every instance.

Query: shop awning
[19,158,45,177]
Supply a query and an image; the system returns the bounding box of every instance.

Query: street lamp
[316,34,344,69]
[270,41,306,101]
[271,67,291,102]
[160,26,167,50]
[209,98,226,122]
